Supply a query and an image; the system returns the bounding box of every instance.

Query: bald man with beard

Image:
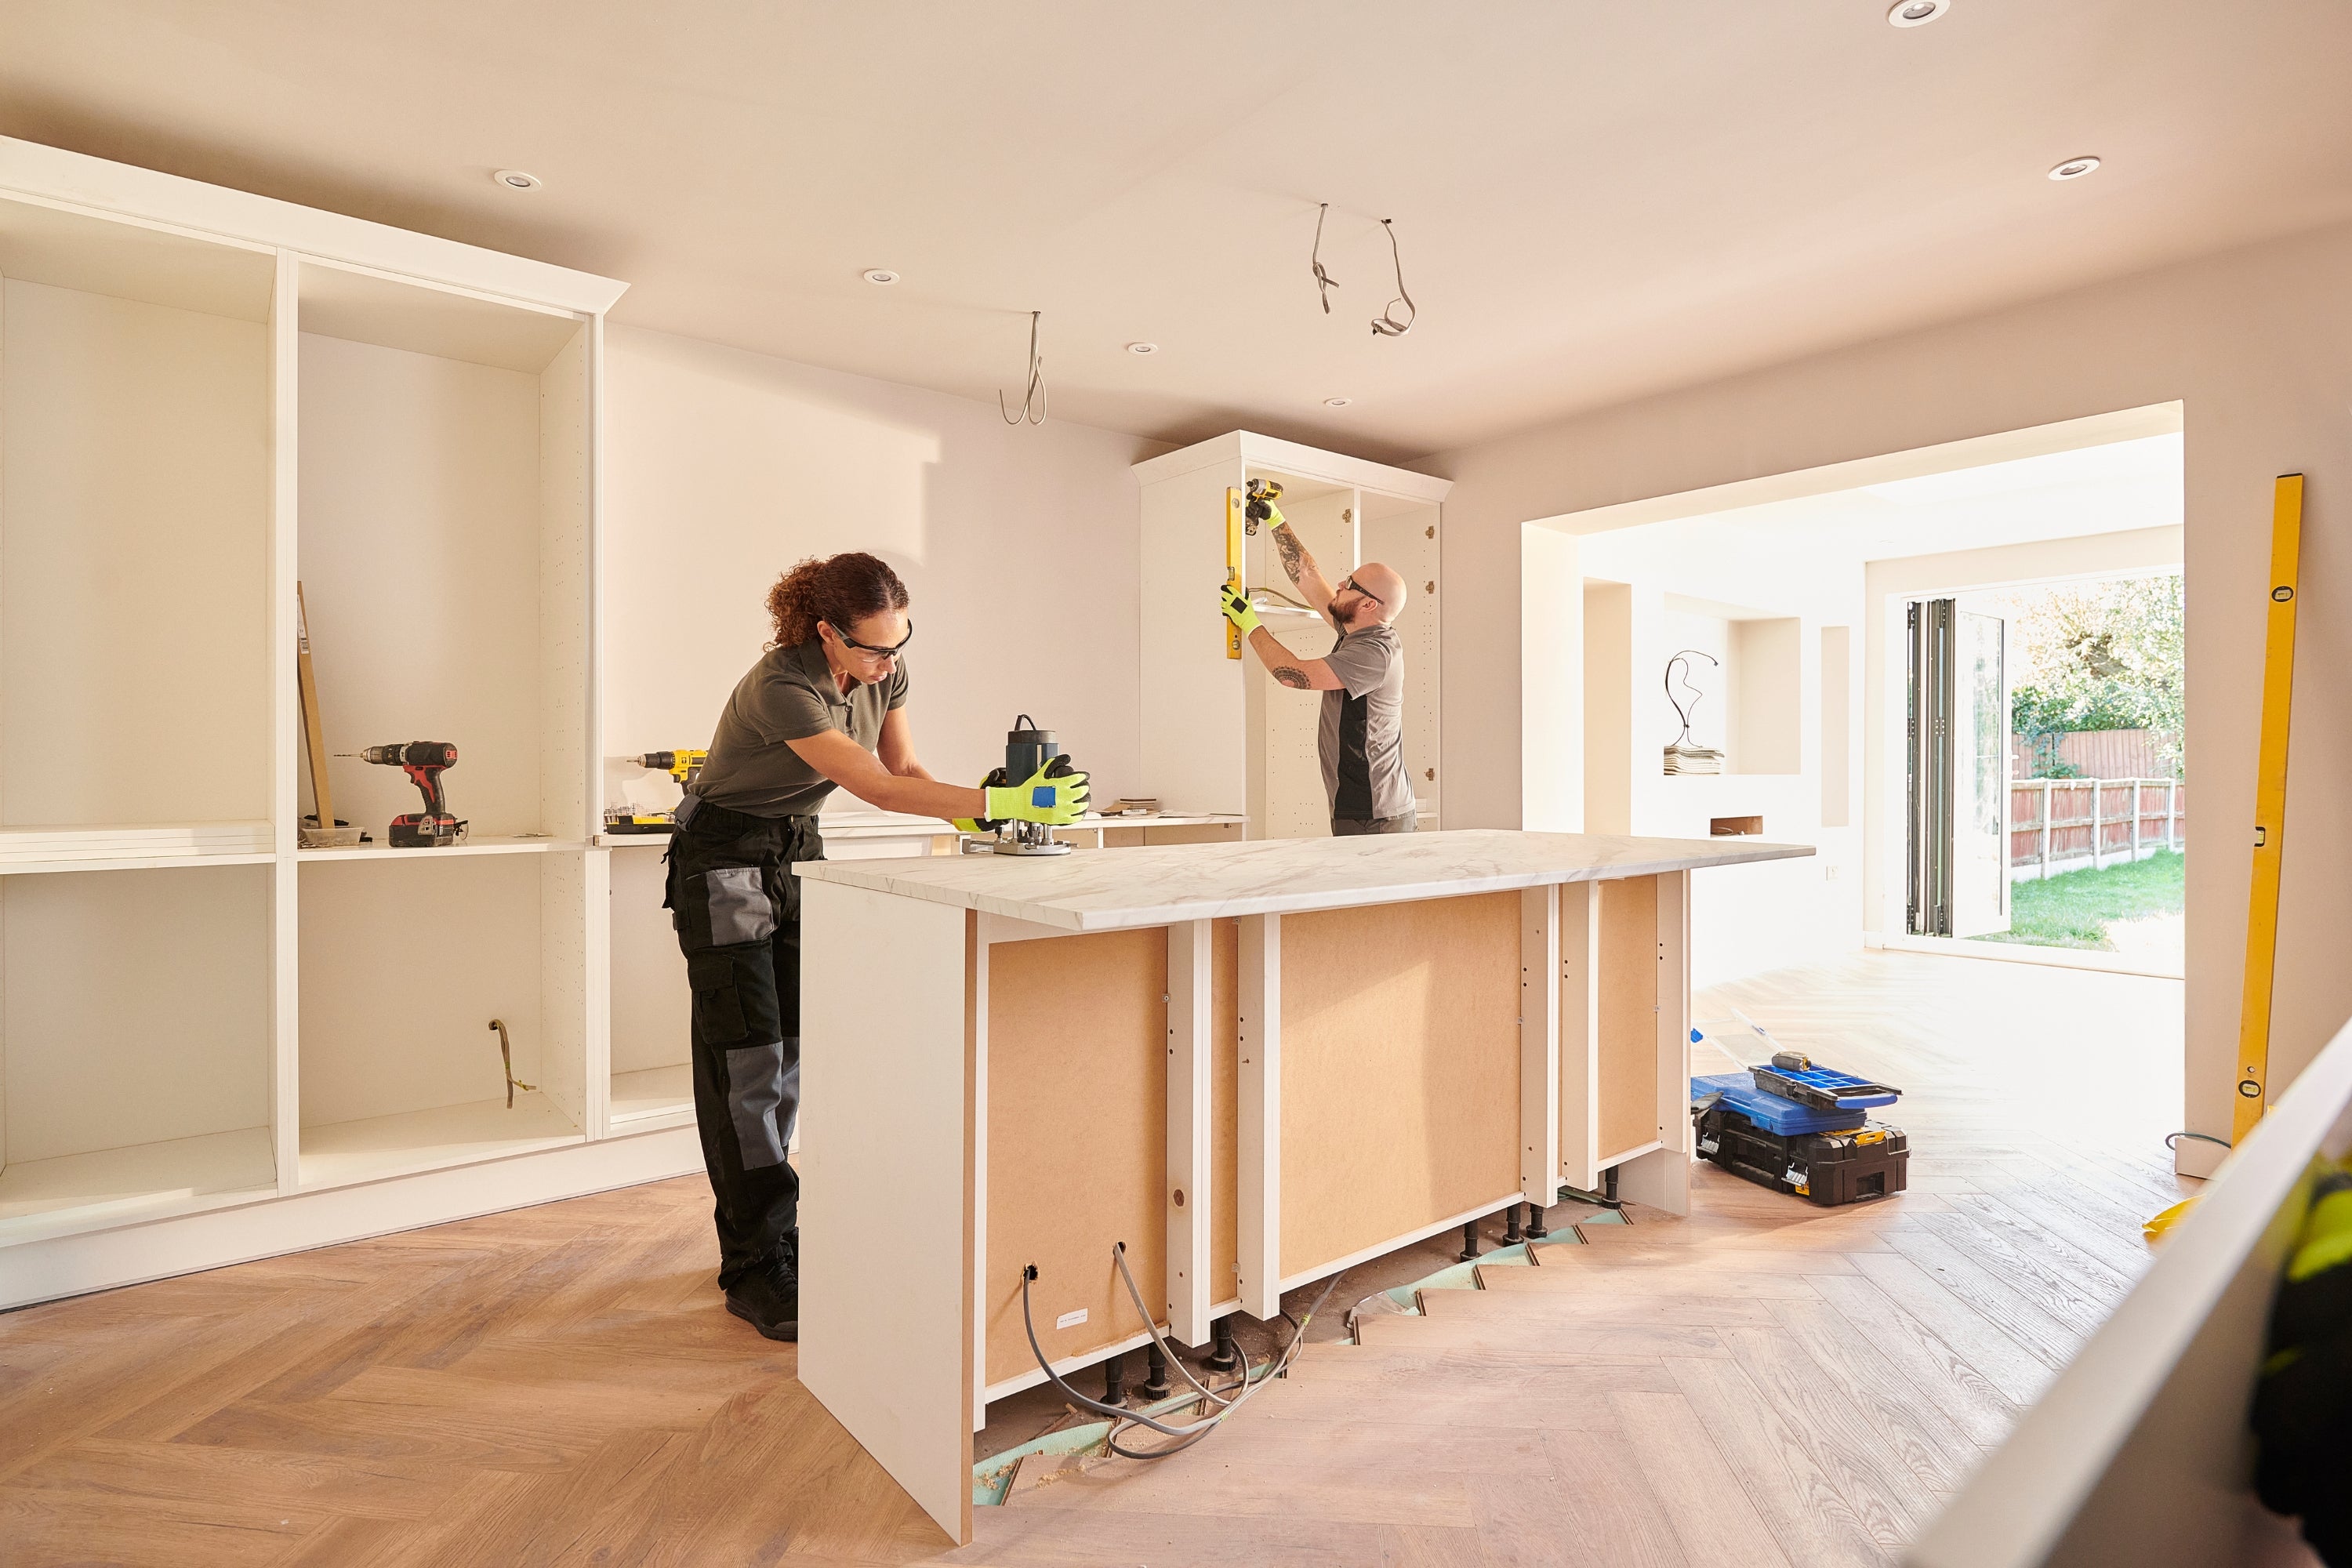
[1218,510,1419,836]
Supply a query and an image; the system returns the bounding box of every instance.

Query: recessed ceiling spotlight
[1323,397,1353,408]
[492,169,543,191]
[2048,155,2102,181]
[862,268,900,285]
[1886,0,1948,24]
[1126,342,1158,355]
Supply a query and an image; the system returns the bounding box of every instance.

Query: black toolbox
[1694,1104,1909,1207]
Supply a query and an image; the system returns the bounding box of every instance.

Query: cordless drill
[636,750,707,791]
[344,742,463,848]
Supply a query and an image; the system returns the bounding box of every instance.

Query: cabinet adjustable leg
[1525,1200,1551,1240]
[1459,1221,1482,1261]
[1205,1316,1241,1374]
[1101,1351,1125,1409]
[1141,1340,1173,1401]
[1501,1206,1524,1245]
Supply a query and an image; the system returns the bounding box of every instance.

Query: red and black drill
[341,742,465,848]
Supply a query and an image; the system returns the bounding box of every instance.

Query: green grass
[1973,849,2184,949]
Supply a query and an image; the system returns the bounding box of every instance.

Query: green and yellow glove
[1218,582,1261,637]
[986,757,1091,826]
[954,773,997,834]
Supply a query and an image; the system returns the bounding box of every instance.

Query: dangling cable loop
[1665,648,1719,747]
[1310,202,1339,314]
[1370,218,1416,337]
[999,310,1047,426]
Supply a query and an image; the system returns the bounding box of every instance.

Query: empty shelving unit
[0,135,699,1309]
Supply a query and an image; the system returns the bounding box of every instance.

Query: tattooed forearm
[1272,524,1310,586]
[1272,666,1312,689]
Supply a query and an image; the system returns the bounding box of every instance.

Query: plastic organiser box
[1690,1072,1910,1207]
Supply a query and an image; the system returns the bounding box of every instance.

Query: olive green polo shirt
[691,639,909,818]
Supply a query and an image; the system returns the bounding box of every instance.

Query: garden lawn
[1973,848,2184,949]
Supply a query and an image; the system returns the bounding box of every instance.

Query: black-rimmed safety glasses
[830,621,914,659]
[1337,577,1385,608]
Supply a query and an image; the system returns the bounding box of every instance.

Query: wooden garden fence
[2008,778,2185,879]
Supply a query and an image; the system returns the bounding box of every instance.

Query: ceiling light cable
[1311,202,1340,314]
[999,310,1048,426]
[1370,218,1416,338]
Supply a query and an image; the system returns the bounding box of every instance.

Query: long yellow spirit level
[1225,486,1244,659]
[2233,473,2305,1144]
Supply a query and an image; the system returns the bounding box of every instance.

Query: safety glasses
[830,620,913,659]
[1338,577,1385,608]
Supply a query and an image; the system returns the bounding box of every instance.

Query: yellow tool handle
[1225,487,1243,659]
[2233,473,2304,1144]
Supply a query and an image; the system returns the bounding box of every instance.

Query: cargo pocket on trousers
[703,865,778,946]
[724,1040,789,1170]
[687,953,747,1041]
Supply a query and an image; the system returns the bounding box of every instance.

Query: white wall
[601,326,1163,812]
[1571,521,1863,986]
[1428,216,2352,1167]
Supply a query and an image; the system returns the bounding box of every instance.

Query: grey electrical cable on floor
[1018,1245,1345,1462]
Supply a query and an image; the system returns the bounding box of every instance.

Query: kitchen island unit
[791,827,1810,1541]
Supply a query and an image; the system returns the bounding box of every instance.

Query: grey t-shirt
[691,639,909,818]
[1318,622,1414,822]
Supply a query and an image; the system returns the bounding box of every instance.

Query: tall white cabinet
[0,137,698,1309]
[1135,433,1449,837]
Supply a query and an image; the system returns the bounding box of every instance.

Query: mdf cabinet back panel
[297,854,547,1127]
[1277,891,1519,1277]
[3,865,270,1162]
[296,332,545,840]
[608,845,688,1076]
[983,927,1167,1386]
[1,278,270,826]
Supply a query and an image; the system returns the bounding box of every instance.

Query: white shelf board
[0,191,274,322]
[0,821,275,876]
[0,851,275,877]
[609,1065,695,1130]
[0,1127,277,1246]
[299,256,585,374]
[297,835,584,862]
[298,1093,584,1190]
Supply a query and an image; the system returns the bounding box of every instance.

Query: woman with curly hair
[670,551,1089,1341]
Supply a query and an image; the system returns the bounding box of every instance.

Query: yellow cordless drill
[604,750,710,835]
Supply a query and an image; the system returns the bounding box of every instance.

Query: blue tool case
[1691,1073,1868,1136]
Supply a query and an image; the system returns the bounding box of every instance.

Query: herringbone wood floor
[0,952,2186,1566]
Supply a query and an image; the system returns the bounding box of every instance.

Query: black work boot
[725,1238,798,1342]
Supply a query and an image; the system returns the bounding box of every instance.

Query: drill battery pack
[390,812,464,848]
[1694,1103,1908,1207]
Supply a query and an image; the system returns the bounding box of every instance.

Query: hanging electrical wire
[1369,217,1416,337]
[1310,202,1340,314]
[999,310,1047,426]
[1018,1244,1346,1462]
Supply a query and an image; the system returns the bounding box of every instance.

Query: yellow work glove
[953,773,997,834]
[986,757,1091,826]
[1218,582,1261,637]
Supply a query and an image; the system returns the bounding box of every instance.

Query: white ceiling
[3,3,2349,462]
[1588,431,2183,574]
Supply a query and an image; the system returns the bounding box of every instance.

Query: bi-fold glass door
[1907,597,2009,938]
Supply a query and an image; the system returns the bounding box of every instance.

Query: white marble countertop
[792,828,1812,932]
[596,808,1246,848]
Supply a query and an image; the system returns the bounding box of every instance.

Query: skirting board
[0,1124,703,1311]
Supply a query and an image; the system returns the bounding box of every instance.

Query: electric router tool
[967,716,1077,856]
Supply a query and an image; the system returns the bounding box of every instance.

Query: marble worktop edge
[792,829,1812,932]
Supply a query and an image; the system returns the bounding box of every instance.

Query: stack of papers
[1662,743,1724,776]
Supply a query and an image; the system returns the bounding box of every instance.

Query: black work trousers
[665,799,822,1289]
[1330,813,1417,836]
